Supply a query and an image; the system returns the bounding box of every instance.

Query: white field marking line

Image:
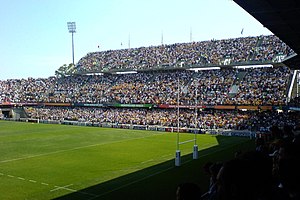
[161,154,172,158]
[0,134,156,164]
[141,153,173,164]
[87,142,245,200]
[2,171,97,196]
[1,170,97,197]
[140,150,176,165]
[50,184,98,197]
[50,184,75,192]
[141,159,153,164]
[3,172,40,185]
[178,139,196,145]
[142,149,203,166]
[2,171,69,191]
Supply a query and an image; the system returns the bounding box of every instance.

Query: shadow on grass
[54,135,254,200]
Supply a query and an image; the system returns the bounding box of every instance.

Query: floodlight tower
[67,22,76,65]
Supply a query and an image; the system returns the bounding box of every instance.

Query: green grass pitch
[0,120,254,200]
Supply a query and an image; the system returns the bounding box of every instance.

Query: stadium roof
[234,0,300,70]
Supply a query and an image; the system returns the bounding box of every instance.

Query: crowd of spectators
[199,123,300,200]
[0,66,293,106]
[1,34,299,134]
[24,106,299,132]
[253,35,295,62]
[1,34,296,106]
[0,34,299,200]
[235,66,290,105]
[75,35,294,73]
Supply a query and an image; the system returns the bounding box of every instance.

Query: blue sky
[0,0,272,80]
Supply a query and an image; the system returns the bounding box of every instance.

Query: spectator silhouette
[176,182,202,200]
[216,151,273,200]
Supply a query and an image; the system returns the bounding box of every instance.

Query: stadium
[1,1,300,200]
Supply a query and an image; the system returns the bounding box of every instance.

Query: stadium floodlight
[67,22,76,65]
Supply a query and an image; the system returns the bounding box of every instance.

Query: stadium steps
[229,85,239,97]
[12,107,29,119]
[146,73,156,83]
[228,71,247,97]
[248,36,264,61]
[256,36,264,47]
[236,70,247,82]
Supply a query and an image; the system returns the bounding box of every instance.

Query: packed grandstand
[0,34,299,134]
